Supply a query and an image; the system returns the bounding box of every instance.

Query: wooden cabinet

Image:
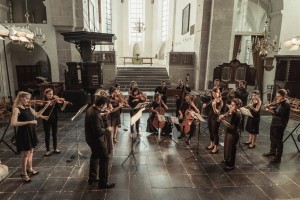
[274,56,300,98]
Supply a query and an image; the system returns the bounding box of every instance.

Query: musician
[228,80,249,131]
[114,83,121,93]
[178,94,200,145]
[85,95,115,189]
[219,98,242,171]
[175,79,191,131]
[213,79,222,93]
[263,89,290,164]
[128,81,138,94]
[11,91,50,183]
[41,88,69,156]
[146,93,168,134]
[108,87,124,143]
[244,90,262,148]
[203,88,223,154]
[128,87,147,138]
[155,81,168,104]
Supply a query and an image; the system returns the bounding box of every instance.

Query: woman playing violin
[11,91,50,183]
[42,88,69,156]
[203,88,223,154]
[219,98,242,171]
[146,93,168,134]
[178,94,200,145]
[244,90,262,148]
[108,86,126,143]
[128,87,147,138]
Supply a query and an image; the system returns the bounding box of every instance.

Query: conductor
[85,95,115,189]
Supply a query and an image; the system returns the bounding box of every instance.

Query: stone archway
[5,42,51,93]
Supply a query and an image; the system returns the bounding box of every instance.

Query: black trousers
[208,116,220,145]
[224,132,239,168]
[187,121,197,140]
[87,141,109,184]
[43,119,58,151]
[175,98,181,131]
[130,110,140,134]
[270,126,285,159]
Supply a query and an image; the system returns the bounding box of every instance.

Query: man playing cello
[178,94,200,145]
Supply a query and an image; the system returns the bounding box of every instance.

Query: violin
[49,95,72,105]
[264,98,284,110]
[25,100,50,107]
[134,93,147,101]
[113,94,130,107]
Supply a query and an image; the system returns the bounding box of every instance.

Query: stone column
[0,0,8,22]
[205,0,235,88]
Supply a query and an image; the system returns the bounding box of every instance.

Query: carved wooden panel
[92,51,116,64]
[169,52,195,65]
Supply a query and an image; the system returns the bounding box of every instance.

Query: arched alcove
[132,43,141,56]
[158,43,166,60]
[6,42,51,92]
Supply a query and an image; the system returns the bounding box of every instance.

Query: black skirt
[245,116,260,134]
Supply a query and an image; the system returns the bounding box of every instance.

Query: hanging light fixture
[248,0,280,58]
[133,18,146,33]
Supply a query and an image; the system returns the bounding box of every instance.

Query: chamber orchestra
[9,76,291,186]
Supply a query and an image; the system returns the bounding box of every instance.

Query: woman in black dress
[109,87,124,143]
[244,90,262,148]
[11,91,49,183]
[42,88,69,156]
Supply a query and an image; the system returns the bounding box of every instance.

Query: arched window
[129,0,144,42]
[161,0,169,41]
[104,0,112,33]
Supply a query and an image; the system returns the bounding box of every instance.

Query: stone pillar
[205,0,235,88]
[0,0,8,22]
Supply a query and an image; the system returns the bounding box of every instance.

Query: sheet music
[157,114,166,122]
[239,107,253,117]
[71,104,88,121]
[133,102,149,110]
[170,116,179,124]
[189,111,206,122]
[130,107,145,125]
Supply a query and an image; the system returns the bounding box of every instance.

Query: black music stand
[67,104,88,166]
[159,116,179,145]
[122,106,146,171]
[0,116,18,154]
[283,122,300,152]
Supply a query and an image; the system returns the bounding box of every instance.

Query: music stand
[0,116,18,154]
[159,116,179,145]
[67,104,88,166]
[283,122,300,152]
[122,107,146,170]
[237,108,253,159]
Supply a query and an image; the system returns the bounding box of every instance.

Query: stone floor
[0,112,300,200]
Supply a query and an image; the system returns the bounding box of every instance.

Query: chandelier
[133,18,146,33]
[0,0,46,52]
[248,20,280,58]
[283,36,300,51]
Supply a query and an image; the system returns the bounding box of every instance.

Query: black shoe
[221,160,226,164]
[178,135,184,139]
[210,149,219,154]
[186,140,190,145]
[270,158,281,164]
[262,152,275,157]
[205,146,214,150]
[88,179,99,185]
[98,182,116,189]
[243,142,251,145]
[248,145,256,149]
[223,166,234,171]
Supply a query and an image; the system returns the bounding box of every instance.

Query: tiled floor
[1,112,300,200]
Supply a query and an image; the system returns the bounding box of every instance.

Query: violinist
[108,86,125,143]
[227,81,249,131]
[155,80,168,104]
[178,94,200,145]
[128,81,138,94]
[41,88,69,156]
[219,98,242,171]
[175,79,191,131]
[128,87,147,138]
[244,90,262,148]
[11,91,50,183]
[203,88,223,154]
[146,93,168,134]
[262,89,290,164]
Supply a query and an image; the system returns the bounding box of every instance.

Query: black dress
[109,96,121,127]
[245,102,261,134]
[16,107,38,152]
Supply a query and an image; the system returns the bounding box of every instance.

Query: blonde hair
[43,88,53,100]
[95,89,107,97]
[13,91,31,109]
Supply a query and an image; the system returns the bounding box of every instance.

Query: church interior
[1,0,300,199]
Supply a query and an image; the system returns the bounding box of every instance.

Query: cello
[180,95,195,134]
[151,94,166,129]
